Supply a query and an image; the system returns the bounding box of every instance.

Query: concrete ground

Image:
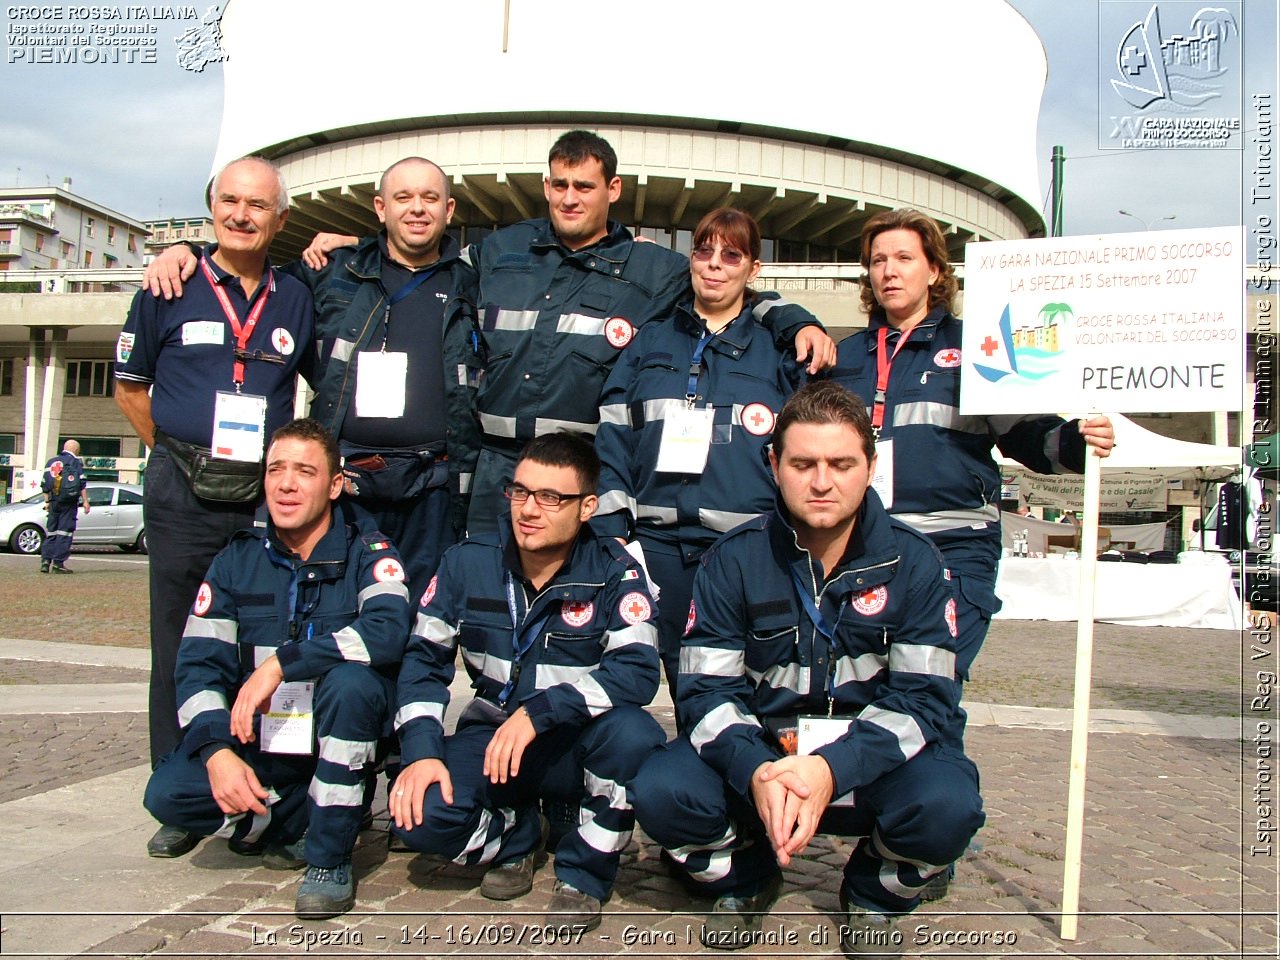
[0,551,1275,959]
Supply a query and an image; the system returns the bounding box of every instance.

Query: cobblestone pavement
[0,599,1275,958]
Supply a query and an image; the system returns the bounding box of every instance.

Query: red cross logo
[605,317,634,349]
[740,402,775,436]
[619,591,652,625]
[271,327,295,355]
[980,336,999,357]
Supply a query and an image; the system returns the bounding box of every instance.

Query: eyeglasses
[502,483,586,509]
[691,244,748,267]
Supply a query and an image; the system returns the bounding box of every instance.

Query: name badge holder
[655,330,717,474]
[354,264,442,419]
[200,259,273,463]
[261,681,316,755]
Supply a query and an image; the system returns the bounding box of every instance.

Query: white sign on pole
[960,226,1244,415]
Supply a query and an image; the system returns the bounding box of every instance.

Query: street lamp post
[1118,209,1177,230]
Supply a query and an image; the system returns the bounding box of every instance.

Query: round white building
[211,0,1047,265]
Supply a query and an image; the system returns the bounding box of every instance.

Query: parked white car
[0,483,147,555]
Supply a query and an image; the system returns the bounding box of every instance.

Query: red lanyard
[200,258,271,389]
[872,325,912,436]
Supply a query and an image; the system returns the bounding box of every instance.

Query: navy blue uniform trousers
[391,705,664,902]
[41,501,79,566]
[144,663,394,868]
[144,449,255,766]
[633,738,984,914]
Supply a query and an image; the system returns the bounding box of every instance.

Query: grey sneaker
[480,814,549,900]
[839,887,903,957]
[700,871,783,949]
[295,861,355,919]
[547,880,602,931]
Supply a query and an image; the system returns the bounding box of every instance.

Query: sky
[1,0,1275,245]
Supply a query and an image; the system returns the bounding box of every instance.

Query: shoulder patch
[684,599,697,636]
[116,331,135,364]
[618,592,652,625]
[193,581,213,616]
[373,557,405,583]
[362,533,394,552]
[944,598,959,637]
[421,574,438,607]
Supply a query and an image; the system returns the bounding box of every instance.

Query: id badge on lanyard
[355,351,409,418]
[796,717,856,806]
[655,406,714,473]
[201,259,272,461]
[213,390,267,463]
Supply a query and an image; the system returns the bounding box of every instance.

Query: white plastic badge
[212,391,267,463]
[181,320,225,346]
[260,681,315,755]
[869,438,893,509]
[655,406,714,473]
[355,351,408,418]
[798,716,856,807]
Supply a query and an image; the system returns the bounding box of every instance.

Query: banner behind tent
[960,226,1244,415]
[1009,472,1166,511]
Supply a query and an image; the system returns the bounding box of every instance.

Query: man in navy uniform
[390,432,664,931]
[143,418,412,919]
[39,439,90,573]
[633,382,983,956]
[116,156,315,856]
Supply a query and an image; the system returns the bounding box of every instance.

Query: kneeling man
[633,382,983,956]
[391,432,664,931]
[144,418,412,919]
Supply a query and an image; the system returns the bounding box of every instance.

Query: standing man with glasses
[389,432,664,931]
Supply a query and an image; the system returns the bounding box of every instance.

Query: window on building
[34,234,44,253]
[128,234,138,252]
[82,250,93,267]
[85,217,96,238]
[107,224,117,244]
[65,360,114,397]
[0,229,11,242]
[61,240,72,257]
[0,359,12,396]
[105,254,118,267]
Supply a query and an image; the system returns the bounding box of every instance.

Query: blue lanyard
[789,567,848,710]
[498,571,552,706]
[685,331,716,404]
[378,263,443,348]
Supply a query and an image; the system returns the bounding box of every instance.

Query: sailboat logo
[973,303,1067,384]
[1110,4,1238,110]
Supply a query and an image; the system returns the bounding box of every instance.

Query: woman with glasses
[593,208,814,695]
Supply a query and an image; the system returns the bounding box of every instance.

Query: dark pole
[1050,145,1065,237]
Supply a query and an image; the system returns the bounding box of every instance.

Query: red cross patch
[740,402,775,437]
[271,327,295,356]
[374,557,406,583]
[944,598,958,638]
[420,574,438,607]
[619,591,652,625]
[684,599,697,636]
[193,581,213,616]
[562,600,594,627]
[933,348,961,368]
[49,461,64,477]
[605,317,634,349]
[852,585,888,616]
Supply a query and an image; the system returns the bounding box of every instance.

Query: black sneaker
[839,887,903,957]
[700,872,783,949]
[480,814,549,900]
[919,868,950,902]
[50,564,73,574]
[39,561,49,573]
[146,824,199,858]
[262,836,308,870]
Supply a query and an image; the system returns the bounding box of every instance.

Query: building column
[35,328,69,468]
[23,329,47,472]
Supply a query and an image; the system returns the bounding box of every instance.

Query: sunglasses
[691,244,748,267]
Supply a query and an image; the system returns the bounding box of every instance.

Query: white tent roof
[1002,414,1242,483]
